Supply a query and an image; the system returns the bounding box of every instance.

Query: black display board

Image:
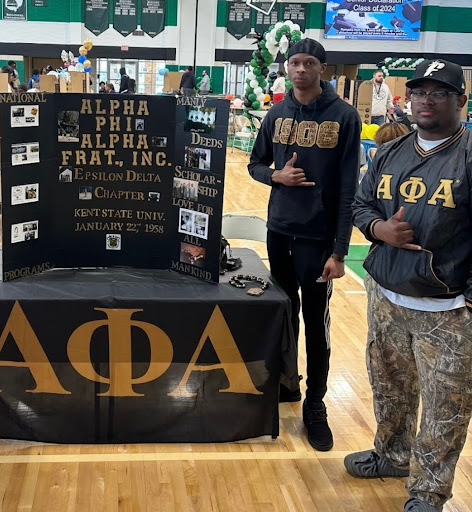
[141,0,166,38]
[84,0,110,36]
[227,2,252,40]
[254,2,279,34]
[0,92,229,283]
[113,0,138,36]
[282,3,306,32]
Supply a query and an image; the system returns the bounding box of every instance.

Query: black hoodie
[248,82,361,255]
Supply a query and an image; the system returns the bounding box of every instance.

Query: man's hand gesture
[271,152,315,187]
[373,206,422,250]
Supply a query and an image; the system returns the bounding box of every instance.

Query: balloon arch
[244,20,304,113]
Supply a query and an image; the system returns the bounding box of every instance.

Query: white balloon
[275,22,283,29]
[284,20,294,28]
[254,86,263,96]
[76,63,84,72]
[258,94,265,102]
[279,35,289,54]
[250,79,259,88]
[292,23,300,31]
[68,65,77,71]
[247,72,255,80]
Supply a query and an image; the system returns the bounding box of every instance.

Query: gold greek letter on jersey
[272,118,283,143]
[377,174,393,200]
[296,121,318,147]
[427,179,456,209]
[316,121,340,149]
[399,177,426,203]
[279,119,298,145]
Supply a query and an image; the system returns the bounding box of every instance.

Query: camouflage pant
[365,274,472,509]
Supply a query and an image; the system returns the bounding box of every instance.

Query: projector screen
[324,0,423,41]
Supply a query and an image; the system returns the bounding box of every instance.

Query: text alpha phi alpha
[0,302,263,397]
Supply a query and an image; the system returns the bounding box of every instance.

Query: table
[0,249,298,444]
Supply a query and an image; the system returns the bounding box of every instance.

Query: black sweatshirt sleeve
[333,114,362,255]
[248,113,276,186]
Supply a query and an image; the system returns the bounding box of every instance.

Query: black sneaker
[344,450,409,479]
[403,498,442,512]
[303,400,333,451]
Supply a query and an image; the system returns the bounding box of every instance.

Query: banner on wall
[113,0,138,36]
[2,0,27,20]
[31,0,47,6]
[282,3,306,32]
[84,0,110,36]
[324,0,423,40]
[227,2,252,40]
[141,0,166,38]
[254,2,279,34]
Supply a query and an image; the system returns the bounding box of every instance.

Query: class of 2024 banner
[324,0,423,41]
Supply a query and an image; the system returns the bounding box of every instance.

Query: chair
[231,115,256,153]
[222,214,267,243]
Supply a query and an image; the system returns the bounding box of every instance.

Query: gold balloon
[83,38,93,51]
[83,60,92,69]
[79,46,88,56]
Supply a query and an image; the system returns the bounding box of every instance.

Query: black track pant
[267,230,333,403]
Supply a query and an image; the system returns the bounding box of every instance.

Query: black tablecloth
[0,249,298,443]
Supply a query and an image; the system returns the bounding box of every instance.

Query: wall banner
[113,0,138,37]
[227,2,252,41]
[141,0,166,38]
[2,0,27,20]
[84,0,110,36]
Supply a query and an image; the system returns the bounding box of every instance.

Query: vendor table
[0,249,298,444]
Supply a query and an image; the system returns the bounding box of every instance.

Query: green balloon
[250,59,258,68]
[281,25,289,33]
[276,28,284,38]
[253,67,262,76]
[248,93,257,102]
[291,33,301,42]
[252,100,260,110]
[260,40,266,49]
[265,55,274,65]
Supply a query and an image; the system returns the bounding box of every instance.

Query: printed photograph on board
[135,119,145,131]
[151,136,167,147]
[11,142,40,166]
[11,220,39,244]
[106,234,122,250]
[11,183,39,205]
[79,186,93,200]
[58,110,80,142]
[180,242,206,268]
[11,105,39,128]
[178,208,209,240]
[173,177,198,201]
[184,146,211,171]
[59,166,73,182]
[184,106,216,134]
[148,191,160,202]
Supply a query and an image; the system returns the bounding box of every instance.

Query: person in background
[371,70,393,125]
[17,83,28,93]
[106,83,116,93]
[28,69,40,90]
[199,70,210,94]
[98,81,107,93]
[8,60,20,89]
[180,66,196,97]
[390,95,412,129]
[40,67,48,76]
[374,121,409,147]
[347,59,472,512]
[119,67,130,93]
[1,65,16,92]
[271,71,286,104]
[330,74,337,89]
[248,38,361,452]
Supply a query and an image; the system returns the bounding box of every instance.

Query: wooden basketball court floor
[0,148,470,511]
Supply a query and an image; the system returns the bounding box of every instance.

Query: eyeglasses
[410,90,459,103]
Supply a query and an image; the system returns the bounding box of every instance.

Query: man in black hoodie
[248,38,361,451]
[180,66,196,97]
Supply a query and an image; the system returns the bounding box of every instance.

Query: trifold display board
[0,92,229,283]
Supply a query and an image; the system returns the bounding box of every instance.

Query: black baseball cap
[406,59,466,94]
[288,38,326,64]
